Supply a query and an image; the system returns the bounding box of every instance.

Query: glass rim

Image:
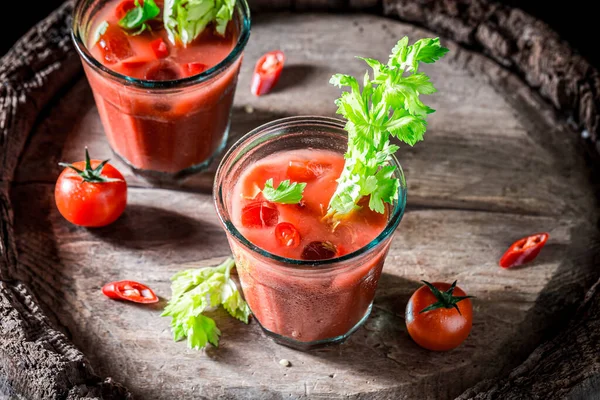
[71,0,251,89]
[213,115,407,269]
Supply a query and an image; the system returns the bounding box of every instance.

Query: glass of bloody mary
[214,116,407,350]
[71,0,250,182]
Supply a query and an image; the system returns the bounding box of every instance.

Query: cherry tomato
[150,38,169,59]
[287,160,331,181]
[96,24,133,64]
[301,241,337,261]
[183,62,208,77]
[251,50,285,96]
[241,201,279,228]
[144,60,182,81]
[115,0,138,19]
[102,280,158,304]
[55,149,127,227]
[275,222,301,248]
[405,281,473,351]
[499,233,549,269]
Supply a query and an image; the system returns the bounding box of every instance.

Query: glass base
[110,125,230,184]
[254,303,373,351]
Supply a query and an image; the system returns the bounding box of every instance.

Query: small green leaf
[119,0,160,33]
[162,258,250,351]
[261,179,307,204]
[164,0,236,46]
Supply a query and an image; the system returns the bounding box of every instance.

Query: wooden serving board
[2,2,600,400]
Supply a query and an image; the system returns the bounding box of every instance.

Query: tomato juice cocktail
[72,0,250,181]
[214,117,407,350]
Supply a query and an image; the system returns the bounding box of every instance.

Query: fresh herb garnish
[161,258,250,350]
[261,179,306,204]
[327,37,448,216]
[119,0,161,36]
[164,0,236,46]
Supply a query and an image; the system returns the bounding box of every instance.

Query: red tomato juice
[230,149,390,342]
[84,0,241,174]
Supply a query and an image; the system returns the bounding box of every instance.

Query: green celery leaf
[261,179,306,204]
[161,258,250,350]
[221,280,251,323]
[327,37,448,216]
[164,0,236,46]
[186,315,221,349]
[368,166,400,214]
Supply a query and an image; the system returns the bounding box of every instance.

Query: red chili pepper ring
[499,232,549,269]
[102,280,159,304]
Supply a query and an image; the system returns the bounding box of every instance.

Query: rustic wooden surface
[2,1,600,399]
[0,2,131,398]
[5,8,600,400]
[456,279,600,400]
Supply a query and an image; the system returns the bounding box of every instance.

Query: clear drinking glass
[71,0,251,182]
[214,116,407,350]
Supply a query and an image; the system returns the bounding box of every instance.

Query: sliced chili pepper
[150,38,169,59]
[499,233,549,269]
[102,280,159,303]
[115,0,138,20]
[251,50,285,96]
[275,222,301,248]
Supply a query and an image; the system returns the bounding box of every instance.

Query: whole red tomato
[405,281,473,351]
[55,149,127,227]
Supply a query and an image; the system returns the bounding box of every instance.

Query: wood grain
[11,182,599,399]
[382,0,600,156]
[456,278,600,399]
[0,1,130,398]
[2,0,600,399]
[8,12,600,400]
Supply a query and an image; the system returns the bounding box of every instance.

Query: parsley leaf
[119,0,160,35]
[161,258,250,350]
[261,179,306,204]
[328,37,448,216]
[164,0,236,46]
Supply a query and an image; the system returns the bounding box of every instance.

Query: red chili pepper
[275,222,301,248]
[115,0,138,19]
[102,280,159,304]
[499,233,549,269]
[251,50,285,96]
[150,38,169,59]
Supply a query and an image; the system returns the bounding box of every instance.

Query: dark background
[0,1,595,65]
